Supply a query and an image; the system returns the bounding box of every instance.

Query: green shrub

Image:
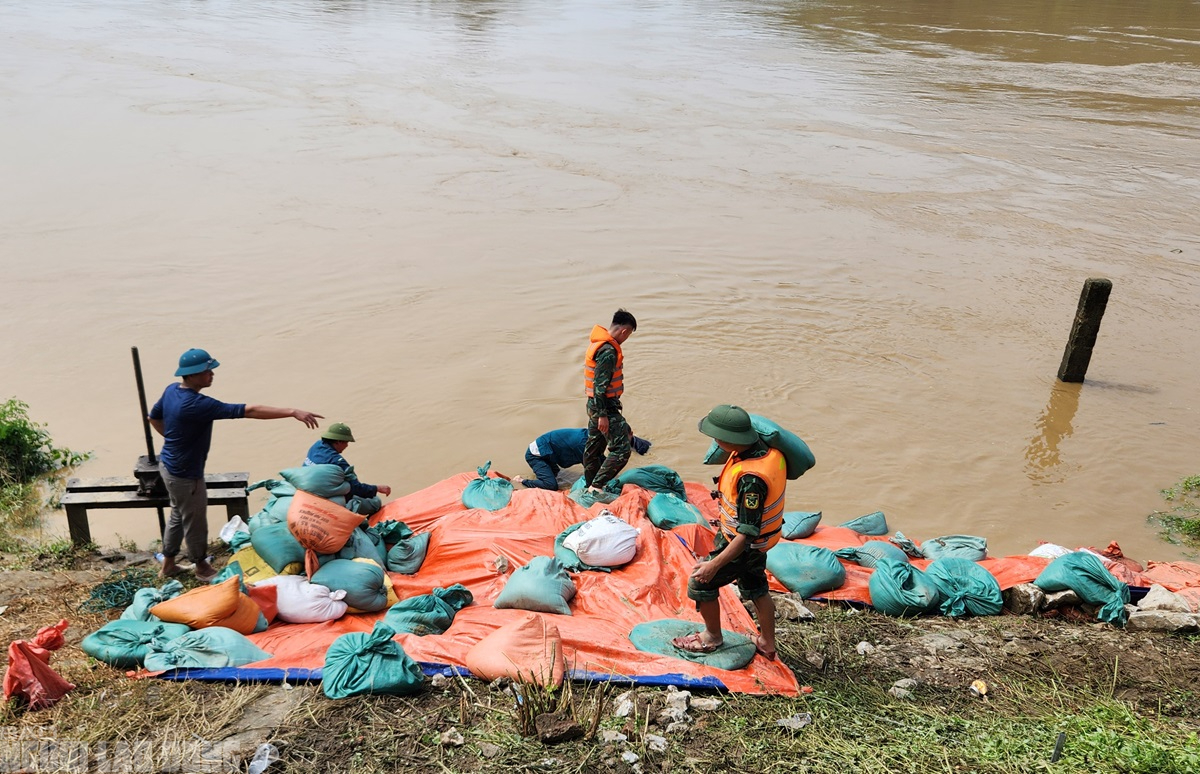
[0,398,89,526]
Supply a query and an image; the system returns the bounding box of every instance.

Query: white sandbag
[255,575,348,623]
[1027,543,1072,560]
[219,515,250,544]
[560,510,639,567]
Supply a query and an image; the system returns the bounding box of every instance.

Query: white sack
[562,511,639,567]
[255,575,349,623]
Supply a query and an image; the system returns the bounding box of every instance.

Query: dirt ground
[3,553,1200,772]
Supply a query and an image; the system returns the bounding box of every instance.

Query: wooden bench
[61,472,250,546]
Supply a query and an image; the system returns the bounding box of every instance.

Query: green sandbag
[702,414,816,480]
[554,522,611,573]
[494,556,576,616]
[280,464,352,499]
[121,580,184,622]
[568,477,617,507]
[609,465,687,499]
[780,511,821,540]
[347,495,382,516]
[82,621,192,669]
[868,559,943,617]
[322,621,425,699]
[834,540,910,569]
[462,461,513,511]
[765,543,846,597]
[839,511,888,536]
[247,478,296,498]
[919,535,988,561]
[369,520,413,545]
[248,495,292,533]
[1034,552,1130,627]
[646,493,705,530]
[143,627,272,670]
[384,585,474,636]
[338,527,387,568]
[312,559,390,612]
[229,531,252,552]
[629,619,755,671]
[386,532,431,575]
[250,522,306,574]
[925,557,1002,618]
[210,561,247,592]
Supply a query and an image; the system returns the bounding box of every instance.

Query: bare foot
[754,635,777,661]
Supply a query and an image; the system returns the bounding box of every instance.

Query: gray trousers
[159,464,208,563]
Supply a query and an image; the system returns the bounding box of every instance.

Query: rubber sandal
[194,566,220,583]
[672,632,722,654]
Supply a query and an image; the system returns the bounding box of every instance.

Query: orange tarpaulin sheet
[230,473,798,696]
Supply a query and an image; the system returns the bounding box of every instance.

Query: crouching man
[673,404,785,661]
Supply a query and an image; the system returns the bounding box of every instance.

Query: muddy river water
[2,0,1198,559]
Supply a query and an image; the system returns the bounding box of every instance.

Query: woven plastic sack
[247,478,297,498]
[629,619,755,671]
[143,627,272,671]
[919,534,988,561]
[462,461,513,511]
[280,464,351,499]
[560,511,639,567]
[494,556,576,616]
[780,511,822,540]
[834,540,910,569]
[839,511,888,536]
[608,465,687,499]
[646,493,705,530]
[250,522,306,574]
[386,532,431,575]
[121,579,184,622]
[255,575,348,623]
[702,415,816,480]
[337,527,387,568]
[288,491,365,575]
[347,495,382,516]
[369,520,413,545]
[311,559,389,613]
[868,560,943,617]
[81,621,191,669]
[322,622,424,699]
[924,557,1003,618]
[765,543,846,597]
[567,478,618,507]
[1034,552,1130,626]
[149,577,263,634]
[248,496,292,533]
[554,523,612,573]
[384,585,473,636]
[465,612,566,687]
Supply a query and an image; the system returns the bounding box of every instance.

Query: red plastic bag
[3,619,74,710]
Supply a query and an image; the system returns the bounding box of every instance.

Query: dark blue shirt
[303,439,378,499]
[531,428,589,468]
[149,383,245,479]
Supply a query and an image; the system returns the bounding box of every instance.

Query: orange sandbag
[465,611,566,687]
[288,490,363,554]
[150,576,248,628]
[3,620,74,710]
[247,583,279,624]
[216,594,265,635]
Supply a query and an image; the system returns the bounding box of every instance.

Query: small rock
[775,595,816,621]
[666,721,691,734]
[478,742,502,759]
[656,707,689,727]
[430,674,449,689]
[689,697,722,712]
[665,690,691,711]
[645,734,668,752]
[534,712,584,744]
[805,651,826,670]
[1126,610,1200,633]
[439,728,464,747]
[776,712,812,730]
[600,730,628,744]
[888,686,915,701]
[614,698,635,718]
[1138,584,1193,613]
[1043,589,1081,610]
[893,678,919,690]
[621,751,640,765]
[537,758,560,769]
[855,641,875,655]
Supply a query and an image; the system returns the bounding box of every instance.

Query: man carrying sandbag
[150,348,322,581]
[582,309,637,493]
[673,404,786,661]
[513,427,651,490]
[303,423,392,499]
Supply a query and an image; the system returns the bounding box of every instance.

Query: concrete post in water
[1057,278,1111,383]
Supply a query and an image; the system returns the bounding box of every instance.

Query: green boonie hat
[175,348,219,377]
[322,423,355,442]
[697,404,759,446]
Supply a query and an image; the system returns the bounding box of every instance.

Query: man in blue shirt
[302,422,391,499]
[149,348,322,580]
[513,427,651,490]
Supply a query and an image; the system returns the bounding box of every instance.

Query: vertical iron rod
[132,346,157,463]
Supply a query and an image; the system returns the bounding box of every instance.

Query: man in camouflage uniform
[582,309,637,491]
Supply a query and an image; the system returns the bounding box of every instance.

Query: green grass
[1150,475,1200,548]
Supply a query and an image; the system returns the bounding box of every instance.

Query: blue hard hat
[175,348,220,376]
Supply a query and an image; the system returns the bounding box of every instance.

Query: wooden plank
[61,488,249,508]
[66,472,249,493]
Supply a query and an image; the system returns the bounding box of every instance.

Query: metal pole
[132,347,157,463]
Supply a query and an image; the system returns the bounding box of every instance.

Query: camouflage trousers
[583,403,631,490]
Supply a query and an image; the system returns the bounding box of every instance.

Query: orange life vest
[584,325,624,398]
[716,447,787,551]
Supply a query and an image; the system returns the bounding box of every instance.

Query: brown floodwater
[2,0,1198,561]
